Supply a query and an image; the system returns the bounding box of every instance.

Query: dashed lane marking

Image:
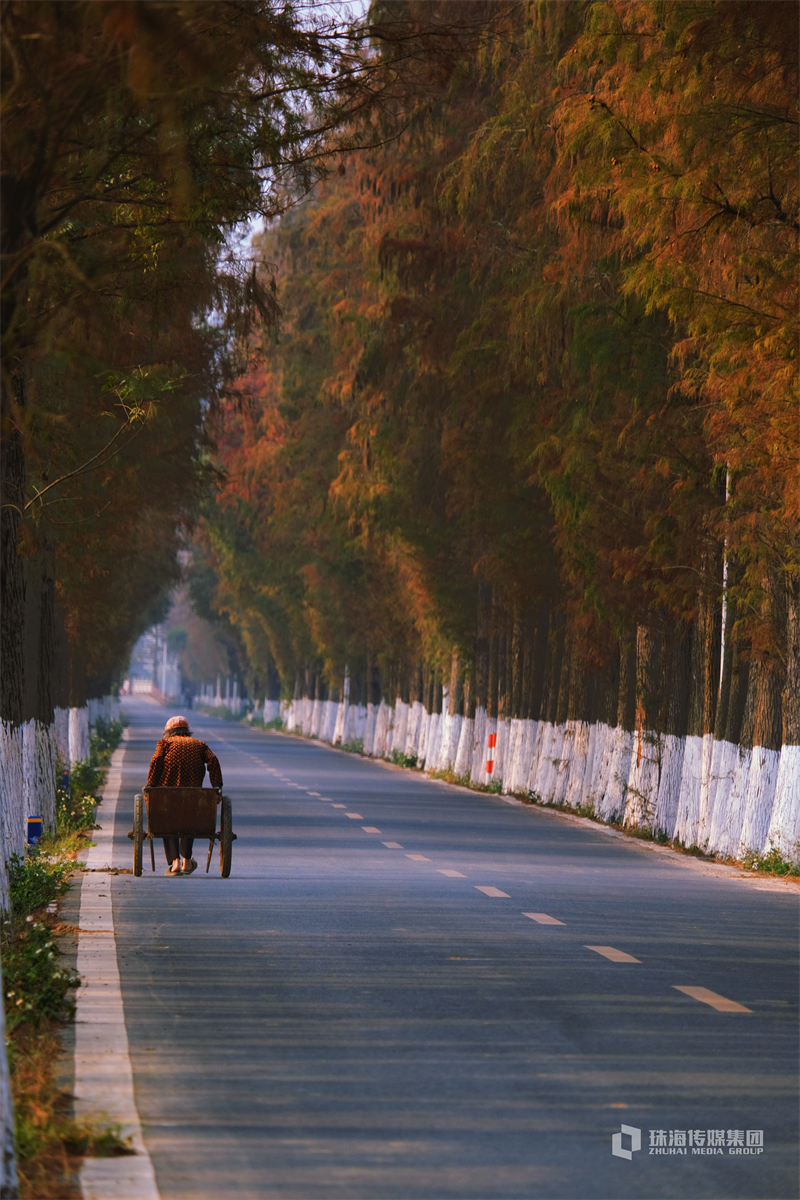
[438,869,466,878]
[523,913,565,925]
[586,945,641,963]
[362,827,381,833]
[345,813,364,819]
[406,854,431,861]
[307,792,321,796]
[382,842,402,849]
[474,886,510,898]
[672,985,751,1013]
[332,804,347,808]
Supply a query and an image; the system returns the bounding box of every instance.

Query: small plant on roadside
[2,921,78,1034]
[739,842,800,877]
[341,739,364,755]
[8,855,72,925]
[89,716,126,765]
[390,749,418,768]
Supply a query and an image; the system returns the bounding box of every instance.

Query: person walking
[147,715,223,875]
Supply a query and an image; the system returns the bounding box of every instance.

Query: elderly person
[147,715,223,875]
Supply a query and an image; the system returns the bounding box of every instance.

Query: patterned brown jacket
[146,734,223,789]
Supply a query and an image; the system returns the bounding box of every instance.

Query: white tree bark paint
[470,707,487,783]
[453,715,473,778]
[69,706,90,762]
[765,744,800,861]
[623,728,661,829]
[653,733,686,840]
[0,722,25,863]
[494,717,511,786]
[564,720,591,809]
[426,712,443,770]
[737,746,781,857]
[694,731,718,846]
[595,727,633,822]
[405,700,423,758]
[710,745,752,858]
[391,700,409,757]
[416,707,431,766]
[362,703,377,755]
[502,719,520,793]
[525,719,548,798]
[673,733,706,846]
[704,739,737,853]
[371,701,388,757]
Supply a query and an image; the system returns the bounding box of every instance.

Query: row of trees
[198,1,798,853]
[2,1,495,862]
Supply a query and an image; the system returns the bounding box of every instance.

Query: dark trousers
[164,836,194,864]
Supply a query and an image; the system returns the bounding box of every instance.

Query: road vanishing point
[67,696,799,1199]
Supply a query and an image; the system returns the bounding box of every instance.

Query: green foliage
[2,921,77,1034]
[341,739,364,755]
[390,749,418,769]
[7,856,71,926]
[90,717,126,765]
[740,843,800,877]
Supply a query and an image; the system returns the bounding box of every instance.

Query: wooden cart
[130,787,234,877]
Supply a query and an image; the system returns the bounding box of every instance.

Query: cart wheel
[133,794,144,877]
[220,796,232,878]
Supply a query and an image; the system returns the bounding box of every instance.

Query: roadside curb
[74,745,160,1199]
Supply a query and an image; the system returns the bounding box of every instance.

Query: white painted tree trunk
[704,739,737,853]
[453,715,473,778]
[710,745,751,858]
[518,718,539,797]
[391,700,409,756]
[765,744,800,861]
[564,720,591,809]
[525,719,549,798]
[371,701,389,758]
[552,720,576,805]
[0,722,25,865]
[362,703,376,755]
[426,712,443,770]
[405,701,423,758]
[416,707,431,766]
[737,746,781,857]
[584,723,612,813]
[442,711,459,770]
[494,717,511,786]
[673,733,706,846]
[22,721,57,832]
[653,733,686,839]
[54,706,70,767]
[469,707,487,783]
[502,719,520,793]
[623,728,661,829]
[332,699,346,745]
[596,728,633,822]
[69,706,90,762]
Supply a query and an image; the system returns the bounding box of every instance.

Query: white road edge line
[75,745,160,1200]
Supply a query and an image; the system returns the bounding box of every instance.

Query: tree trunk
[767,574,800,858]
[596,633,635,821]
[623,625,662,829]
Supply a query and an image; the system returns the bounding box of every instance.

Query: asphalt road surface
[102,697,798,1199]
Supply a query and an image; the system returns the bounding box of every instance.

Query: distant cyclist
[147,715,223,875]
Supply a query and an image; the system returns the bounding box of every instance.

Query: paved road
[104,697,798,1199]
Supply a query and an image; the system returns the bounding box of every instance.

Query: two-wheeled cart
[130,786,235,877]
